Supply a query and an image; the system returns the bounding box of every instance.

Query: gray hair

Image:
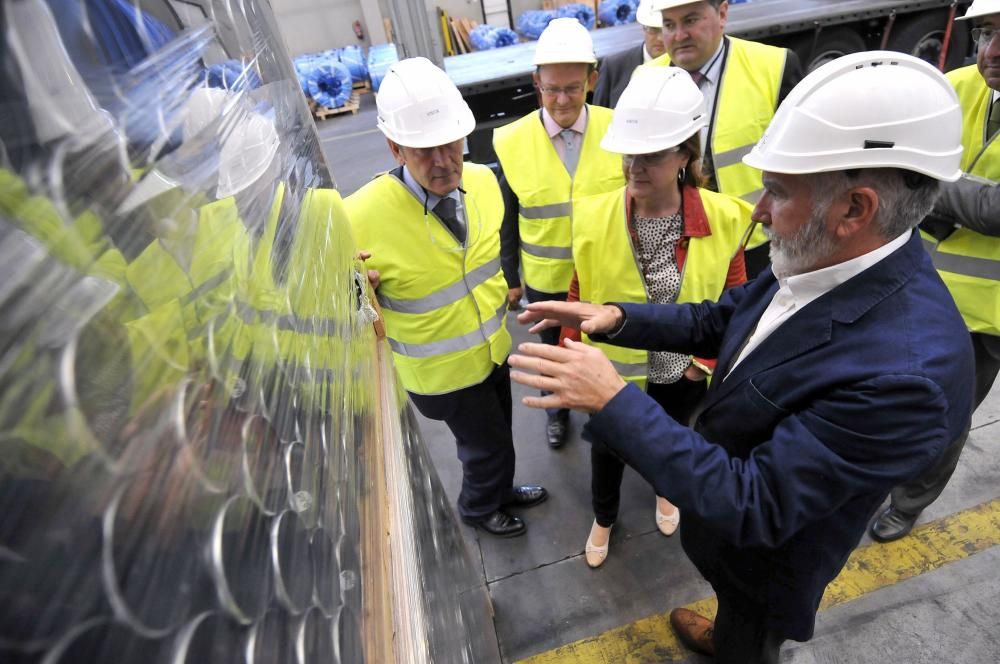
[807,169,941,240]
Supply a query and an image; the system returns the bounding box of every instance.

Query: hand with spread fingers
[509,339,627,413]
[516,300,623,336]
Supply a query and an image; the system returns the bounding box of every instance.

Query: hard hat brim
[956,6,1000,20]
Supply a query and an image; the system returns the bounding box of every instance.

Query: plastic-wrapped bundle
[205,59,262,90]
[598,0,639,26]
[469,24,519,51]
[305,61,353,108]
[516,9,555,40]
[558,3,597,29]
[0,0,501,661]
[367,43,399,92]
[338,44,368,82]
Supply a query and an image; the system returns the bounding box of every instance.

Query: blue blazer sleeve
[602,279,753,357]
[588,374,952,549]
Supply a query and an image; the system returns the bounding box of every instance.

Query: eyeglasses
[538,83,586,97]
[662,13,709,36]
[972,27,999,46]
[622,147,681,167]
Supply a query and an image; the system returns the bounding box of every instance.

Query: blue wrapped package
[306,61,353,108]
[367,43,399,91]
[338,44,368,82]
[469,25,519,51]
[516,10,555,40]
[557,3,596,30]
[598,0,639,26]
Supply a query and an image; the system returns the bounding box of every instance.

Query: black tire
[885,9,972,72]
[791,27,866,73]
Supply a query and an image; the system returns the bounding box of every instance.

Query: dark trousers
[591,377,707,527]
[525,285,569,419]
[891,331,1000,514]
[713,586,785,664]
[408,362,515,520]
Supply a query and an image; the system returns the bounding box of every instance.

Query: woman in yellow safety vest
[567,67,753,568]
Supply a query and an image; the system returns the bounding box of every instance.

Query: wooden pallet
[353,79,372,94]
[312,91,361,119]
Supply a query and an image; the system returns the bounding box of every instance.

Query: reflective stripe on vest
[925,66,1000,334]
[344,163,512,395]
[387,300,507,358]
[493,105,625,293]
[378,257,502,314]
[573,186,751,388]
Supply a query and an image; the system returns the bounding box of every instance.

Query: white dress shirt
[726,230,913,377]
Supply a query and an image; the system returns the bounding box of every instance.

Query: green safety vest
[920,65,1000,336]
[344,163,512,395]
[493,105,625,293]
[644,36,787,247]
[573,186,751,389]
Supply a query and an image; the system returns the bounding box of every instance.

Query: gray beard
[765,210,838,279]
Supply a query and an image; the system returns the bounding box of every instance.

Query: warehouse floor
[318,100,1000,664]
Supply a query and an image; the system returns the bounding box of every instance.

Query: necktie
[560,128,581,176]
[433,196,465,244]
[988,97,1000,142]
[688,69,706,87]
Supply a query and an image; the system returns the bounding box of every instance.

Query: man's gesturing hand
[516,300,623,336]
[509,339,627,413]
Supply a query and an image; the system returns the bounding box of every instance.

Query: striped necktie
[988,97,1000,142]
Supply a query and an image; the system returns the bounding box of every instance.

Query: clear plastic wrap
[0,1,498,662]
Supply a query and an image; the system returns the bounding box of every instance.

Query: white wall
[271,0,368,56]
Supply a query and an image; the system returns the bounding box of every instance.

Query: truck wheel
[792,27,865,72]
[885,9,971,72]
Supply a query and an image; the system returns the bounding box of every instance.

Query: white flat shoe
[656,498,680,536]
[585,521,612,568]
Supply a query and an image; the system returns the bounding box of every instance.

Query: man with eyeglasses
[870,0,1000,544]
[592,0,667,108]
[493,17,625,449]
[643,0,802,277]
[345,58,548,539]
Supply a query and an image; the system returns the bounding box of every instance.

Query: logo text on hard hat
[427,109,440,117]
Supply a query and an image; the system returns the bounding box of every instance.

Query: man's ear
[834,186,879,240]
[587,67,599,92]
[387,139,405,166]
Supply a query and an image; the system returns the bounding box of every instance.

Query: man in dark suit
[508,52,974,663]
[592,0,666,108]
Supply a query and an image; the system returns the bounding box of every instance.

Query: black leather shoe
[546,411,569,448]
[505,485,548,508]
[869,505,920,543]
[462,510,526,537]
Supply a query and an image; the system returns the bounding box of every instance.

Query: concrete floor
[317,100,1000,664]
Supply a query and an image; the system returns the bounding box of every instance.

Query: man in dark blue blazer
[592,0,666,108]
[509,52,975,663]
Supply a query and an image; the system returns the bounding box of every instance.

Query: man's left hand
[509,339,627,413]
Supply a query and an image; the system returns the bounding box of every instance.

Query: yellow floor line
[518,497,1000,664]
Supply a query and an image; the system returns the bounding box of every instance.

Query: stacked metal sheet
[0,1,498,662]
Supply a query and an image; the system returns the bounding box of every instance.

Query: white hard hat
[218,108,280,197]
[636,0,663,29]
[532,17,597,66]
[601,67,706,154]
[651,0,712,11]
[743,51,963,182]
[375,57,475,148]
[957,0,1000,20]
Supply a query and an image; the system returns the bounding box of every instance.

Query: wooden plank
[312,91,361,119]
[450,18,468,54]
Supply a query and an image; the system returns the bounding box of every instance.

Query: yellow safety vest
[920,65,1000,336]
[644,36,786,247]
[493,105,625,293]
[123,197,249,408]
[573,186,751,389]
[344,163,512,395]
